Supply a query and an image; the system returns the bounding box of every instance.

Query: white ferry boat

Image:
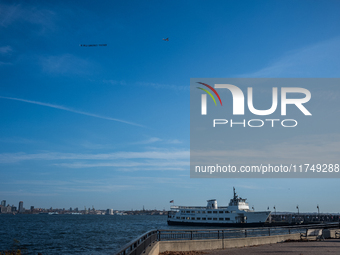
[167,188,271,227]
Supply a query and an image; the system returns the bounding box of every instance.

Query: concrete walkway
[204,239,340,255]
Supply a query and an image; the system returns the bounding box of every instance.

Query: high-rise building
[18,201,24,213]
[1,200,6,207]
[6,205,12,213]
[106,209,113,215]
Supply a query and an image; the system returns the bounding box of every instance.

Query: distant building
[6,205,12,213]
[30,206,34,212]
[18,201,24,213]
[1,200,6,207]
[74,207,78,212]
[0,205,12,214]
[11,206,17,212]
[106,209,113,215]
[70,207,72,212]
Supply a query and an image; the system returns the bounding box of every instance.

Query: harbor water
[0,214,213,255]
[2,214,334,254]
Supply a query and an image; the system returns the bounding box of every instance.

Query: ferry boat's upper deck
[170,187,251,212]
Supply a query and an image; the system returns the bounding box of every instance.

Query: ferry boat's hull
[167,220,266,228]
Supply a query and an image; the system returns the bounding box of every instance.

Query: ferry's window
[207,211,212,214]
[231,211,236,213]
[197,217,201,220]
[226,211,229,213]
[181,217,185,219]
[202,217,206,220]
[207,218,212,220]
[191,217,195,220]
[186,211,190,213]
[202,211,206,214]
[196,211,200,214]
[219,218,224,220]
[176,217,180,219]
[213,218,217,220]
[219,211,223,213]
[191,211,195,213]
[186,217,190,220]
[225,218,230,220]
[213,211,217,214]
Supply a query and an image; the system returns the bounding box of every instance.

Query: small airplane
[162,38,169,41]
[80,44,107,47]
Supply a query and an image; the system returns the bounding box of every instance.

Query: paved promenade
[204,239,340,255]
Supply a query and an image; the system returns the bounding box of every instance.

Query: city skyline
[1,1,340,212]
[1,198,337,215]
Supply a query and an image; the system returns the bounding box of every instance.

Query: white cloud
[134,137,183,145]
[80,141,112,150]
[241,37,340,77]
[135,137,162,144]
[55,161,189,169]
[5,176,185,194]
[192,133,340,166]
[0,137,37,144]
[41,54,94,75]
[0,3,55,29]
[0,46,12,54]
[104,80,189,91]
[0,190,58,197]
[0,150,189,163]
[167,139,182,144]
[0,61,12,65]
[136,81,189,91]
[0,149,189,173]
[103,80,127,86]
[0,95,144,127]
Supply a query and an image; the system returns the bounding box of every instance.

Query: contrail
[0,96,145,128]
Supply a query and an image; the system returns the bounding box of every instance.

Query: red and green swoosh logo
[197,82,222,106]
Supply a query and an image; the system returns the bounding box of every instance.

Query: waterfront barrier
[114,223,340,255]
[116,230,158,255]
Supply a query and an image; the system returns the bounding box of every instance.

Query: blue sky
[1,0,340,213]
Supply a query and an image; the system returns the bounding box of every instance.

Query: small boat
[115,212,127,215]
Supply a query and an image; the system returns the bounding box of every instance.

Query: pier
[268,212,340,226]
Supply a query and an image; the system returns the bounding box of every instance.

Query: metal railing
[114,222,339,255]
[158,223,339,241]
[115,230,158,255]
